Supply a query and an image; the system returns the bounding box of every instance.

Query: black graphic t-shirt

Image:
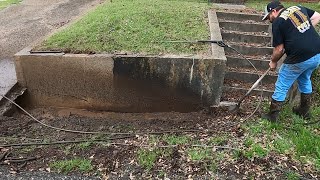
[272,6,320,64]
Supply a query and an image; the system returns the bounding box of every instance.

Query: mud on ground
[1,94,319,179]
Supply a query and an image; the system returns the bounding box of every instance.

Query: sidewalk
[0,0,103,101]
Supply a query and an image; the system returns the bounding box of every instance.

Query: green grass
[38,0,210,55]
[187,147,223,172]
[273,137,292,154]
[286,171,300,180]
[208,134,229,146]
[246,101,320,171]
[244,104,320,171]
[187,147,212,161]
[77,142,93,150]
[137,149,160,171]
[49,158,93,174]
[162,135,189,145]
[0,0,21,10]
[243,143,269,160]
[289,127,320,158]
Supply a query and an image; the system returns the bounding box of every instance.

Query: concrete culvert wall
[14,49,226,113]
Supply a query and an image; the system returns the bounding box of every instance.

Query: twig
[0,135,135,148]
[108,142,237,151]
[4,157,37,163]
[0,151,8,161]
[19,162,27,168]
[190,144,237,150]
[144,129,204,135]
[0,137,43,141]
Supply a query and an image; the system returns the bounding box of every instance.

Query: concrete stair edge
[223,86,273,97]
[0,83,26,116]
[225,71,277,84]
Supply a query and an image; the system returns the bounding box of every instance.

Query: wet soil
[0,96,260,179]
[1,94,318,179]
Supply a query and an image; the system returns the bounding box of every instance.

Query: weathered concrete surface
[216,11,265,22]
[0,84,26,116]
[114,55,226,108]
[221,32,271,44]
[15,50,226,112]
[225,44,273,56]
[209,10,226,60]
[219,21,269,32]
[225,71,277,85]
[0,0,103,102]
[226,56,269,70]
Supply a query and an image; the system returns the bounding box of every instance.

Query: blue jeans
[272,53,320,102]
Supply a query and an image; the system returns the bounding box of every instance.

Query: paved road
[0,0,103,179]
[0,0,103,101]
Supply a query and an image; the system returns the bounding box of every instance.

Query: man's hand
[269,61,277,70]
[311,11,320,27]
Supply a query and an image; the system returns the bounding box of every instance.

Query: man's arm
[269,44,285,70]
[310,11,320,27]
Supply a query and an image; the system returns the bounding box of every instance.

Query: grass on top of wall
[36,0,211,56]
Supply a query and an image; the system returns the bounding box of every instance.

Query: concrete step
[217,10,275,100]
[224,70,277,85]
[225,42,273,56]
[224,76,274,91]
[222,71,275,99]
[226,55,270,70]
[222,86,273,100]
[216,11,265,23]
[0,83,26,116]
[221,31,271,45]
[219,20,269,33]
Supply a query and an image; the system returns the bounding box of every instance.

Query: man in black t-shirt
[262,1,320,122]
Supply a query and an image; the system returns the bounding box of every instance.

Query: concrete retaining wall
[15,49,226,112]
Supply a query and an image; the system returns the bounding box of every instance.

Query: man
[262,0,320,122]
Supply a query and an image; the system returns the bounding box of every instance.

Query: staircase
[216,10,277,102]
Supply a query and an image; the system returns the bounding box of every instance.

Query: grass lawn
[0,0,21,10]
[37,0,211,55]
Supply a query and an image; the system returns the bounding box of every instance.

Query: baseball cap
[262,1,283,21]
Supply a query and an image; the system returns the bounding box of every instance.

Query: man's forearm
[271,44,285,63]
